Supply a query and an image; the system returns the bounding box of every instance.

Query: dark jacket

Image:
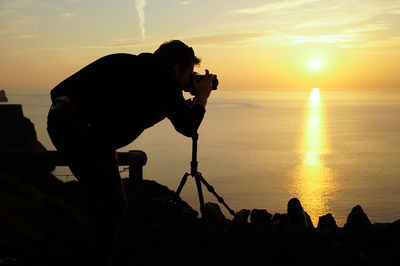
[50,53,205,149]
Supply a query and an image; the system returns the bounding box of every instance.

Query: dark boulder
[250,209,272,226]
[343,205,372,233]
[382,219,400,244]
[317,213,339,234]
[387,219,400,235]
[0,104,55,179]
[272,213,288,225]
[270,213,289,234]
[123,179,198,227]
[232,209,250,230]
[0,104,46,151]
[287,198,314,230]
[203,202,227,234]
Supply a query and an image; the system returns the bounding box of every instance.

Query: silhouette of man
[47,40,215,266]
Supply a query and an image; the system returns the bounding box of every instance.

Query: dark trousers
[47,103,127,266]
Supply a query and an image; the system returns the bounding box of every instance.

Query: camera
[184,72,219,95]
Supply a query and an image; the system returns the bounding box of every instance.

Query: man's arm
[165,93,206,137]
[165,70,214,137]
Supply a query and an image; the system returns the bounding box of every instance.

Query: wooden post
[127,150,145,224]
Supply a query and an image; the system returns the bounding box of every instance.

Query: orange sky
[1,0,400,90]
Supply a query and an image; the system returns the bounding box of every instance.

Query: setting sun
[310,59,322,70]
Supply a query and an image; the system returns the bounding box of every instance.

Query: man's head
[154,40,201,88]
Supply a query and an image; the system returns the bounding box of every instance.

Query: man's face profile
[175,64,194,89]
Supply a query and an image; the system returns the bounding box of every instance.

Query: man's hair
[154,40,201,70]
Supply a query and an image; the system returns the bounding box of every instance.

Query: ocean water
[3,88,400,226]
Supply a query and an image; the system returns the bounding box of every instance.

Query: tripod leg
[194,173,209,234]
[198,173,236,217]
[175,172,190,198]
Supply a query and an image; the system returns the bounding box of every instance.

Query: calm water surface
[4,88,400,226]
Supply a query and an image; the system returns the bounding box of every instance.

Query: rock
[387,219,400,235]
[287,198,314,230]
[123,179,198,227]
[0,104,47,151]
[203,202,227,234]
[382,219,400,244]
[250,209,272,226]
[232,209,250,230]
[343,205,372,237]
[272,213,288,225]
[0,90,7,102]
[0,104,54,176]
[0,104,56,183]
[270,213,289,234]
[317,213,338,234]
[0,257,16,265]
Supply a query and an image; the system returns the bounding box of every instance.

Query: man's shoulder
[101,52,154,59]
[97,53,137,62]
[99,52,158,65]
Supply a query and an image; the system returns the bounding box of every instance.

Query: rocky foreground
[1,104,400,266]
[1,172,400,266]
[118,181,400,266]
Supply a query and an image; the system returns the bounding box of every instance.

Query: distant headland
[0,89,8,102]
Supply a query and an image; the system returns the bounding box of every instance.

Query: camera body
[184,72,219,95]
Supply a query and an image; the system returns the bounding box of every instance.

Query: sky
[0,0,400,90]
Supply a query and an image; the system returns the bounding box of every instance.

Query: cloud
[1,0,58,9]
[291,6,396,30]
[108,32,272,47]
[231,0,319,14]
[231,0,400,31]
[106,30,367,48]
[0,0,61,36]
[182,32,272,46]
[1,0,35,9]
[344,23,390,33]
[61,12,76,17]
[14,34,38,39]
[0,9,16,16]
[134,0,147,41]
[107,37,153,47]
[180,1,191,5]
[337,36,400,50]
[279,33,356,45]
[19,44,127,53]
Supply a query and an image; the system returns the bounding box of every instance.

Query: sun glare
[310,87,320,101]
[310,88,321,107]
[310,59,322,70]
[290,86,336,226]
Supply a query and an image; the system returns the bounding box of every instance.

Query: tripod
[141,133,236,265]
[174,133,236,232]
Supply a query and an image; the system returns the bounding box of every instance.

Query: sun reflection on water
[290,88,336,227]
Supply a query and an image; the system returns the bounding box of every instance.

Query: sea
[3,88,400,226]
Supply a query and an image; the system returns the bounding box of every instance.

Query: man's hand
[193,69,215,108]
